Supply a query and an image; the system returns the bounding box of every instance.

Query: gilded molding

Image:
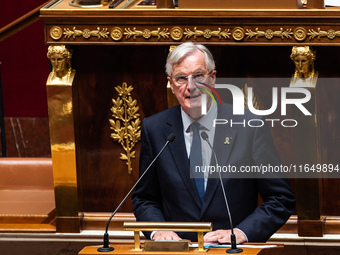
[109,82,141,174]
[124,27,170,40]
[294,27,307,41]
[50,26,63,40]
[308,28,340,40]
[170,26,184,41]
[111,27,123,41]
[232,27,245,41]
[246,28,293,40]
[184,27,231,40]
[63,27,109,39]
[52,26,340,42]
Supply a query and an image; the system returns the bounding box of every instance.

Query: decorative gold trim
[124,27,170,40]
[246,28,293,40]
[170,26,184,41]
[50,26,63,40]
[63,27,109,39]
[308,28,340,40]
[184,27,231,40]
[232,27,245,41]
[56,26,340,42]
[111,27,123,41]
[109,82,141,174]
[294,27,307,41]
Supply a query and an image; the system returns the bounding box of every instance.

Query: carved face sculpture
[290,46,316,79]
[293,54,310,76]
[47,45,72,79]
[49,53,67,77]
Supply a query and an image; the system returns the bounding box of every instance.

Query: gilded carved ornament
[308,28,340,40]
[170,27,184,41]
[294,27,308,41]
[46,45,75,85]
[50,25,340,42]
[49,26,110,40]
[111,27,124,41]
[184,27,231,40]
[232,27,245,41]
[290,46,318,88]
[50,26,63,40]
[124,27,170,40]
[246,28,293,40]
[64,27,109,39]
[109,82,141,174]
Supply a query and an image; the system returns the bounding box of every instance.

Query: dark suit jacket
[132,103,295,242]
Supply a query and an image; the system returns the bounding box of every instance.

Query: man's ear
[167,77,175,94]
[211,70,217,87]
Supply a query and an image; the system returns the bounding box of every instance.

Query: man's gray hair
[165,42,215,77]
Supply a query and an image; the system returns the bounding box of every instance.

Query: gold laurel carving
[308,28,340,40]
[63,27,109,39]
[294,27,307,41]
[109,82,141,175]
[111,27,123,41]
[246,28,293,40]
[124,27,170,40]
[232,27,245,41]
[184,27,231,40]
[170,26,183,41]
[50,26,63,40]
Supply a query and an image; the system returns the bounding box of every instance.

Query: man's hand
[152,231,182,240]
[203,229,247,244]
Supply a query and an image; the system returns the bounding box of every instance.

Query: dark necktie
[190,122,204,202]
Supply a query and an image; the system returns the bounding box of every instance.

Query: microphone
[201,131,243,254]
[97,133,176,252]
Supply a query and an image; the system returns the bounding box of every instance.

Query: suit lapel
[164,107,203,208]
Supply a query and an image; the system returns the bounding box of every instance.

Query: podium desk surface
[41,0,340,46]
[79,244,283,255]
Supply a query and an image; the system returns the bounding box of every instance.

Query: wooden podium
[79,244,283,255]
[79,223,283,255]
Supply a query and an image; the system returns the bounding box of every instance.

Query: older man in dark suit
[132,42,295,244]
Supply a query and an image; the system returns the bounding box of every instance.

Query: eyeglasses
[172,72,212,85]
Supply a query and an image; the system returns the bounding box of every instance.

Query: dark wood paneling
[72,45,169,212]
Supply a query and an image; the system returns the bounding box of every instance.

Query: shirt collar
[181,103,217,133]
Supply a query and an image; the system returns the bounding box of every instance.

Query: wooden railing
[0,1,50,43]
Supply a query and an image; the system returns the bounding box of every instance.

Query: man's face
[168,50,216,119]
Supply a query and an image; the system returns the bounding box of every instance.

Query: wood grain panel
[72,45,169,212]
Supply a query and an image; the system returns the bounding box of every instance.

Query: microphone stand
[201,132,243,254]
[97,133,175,252]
